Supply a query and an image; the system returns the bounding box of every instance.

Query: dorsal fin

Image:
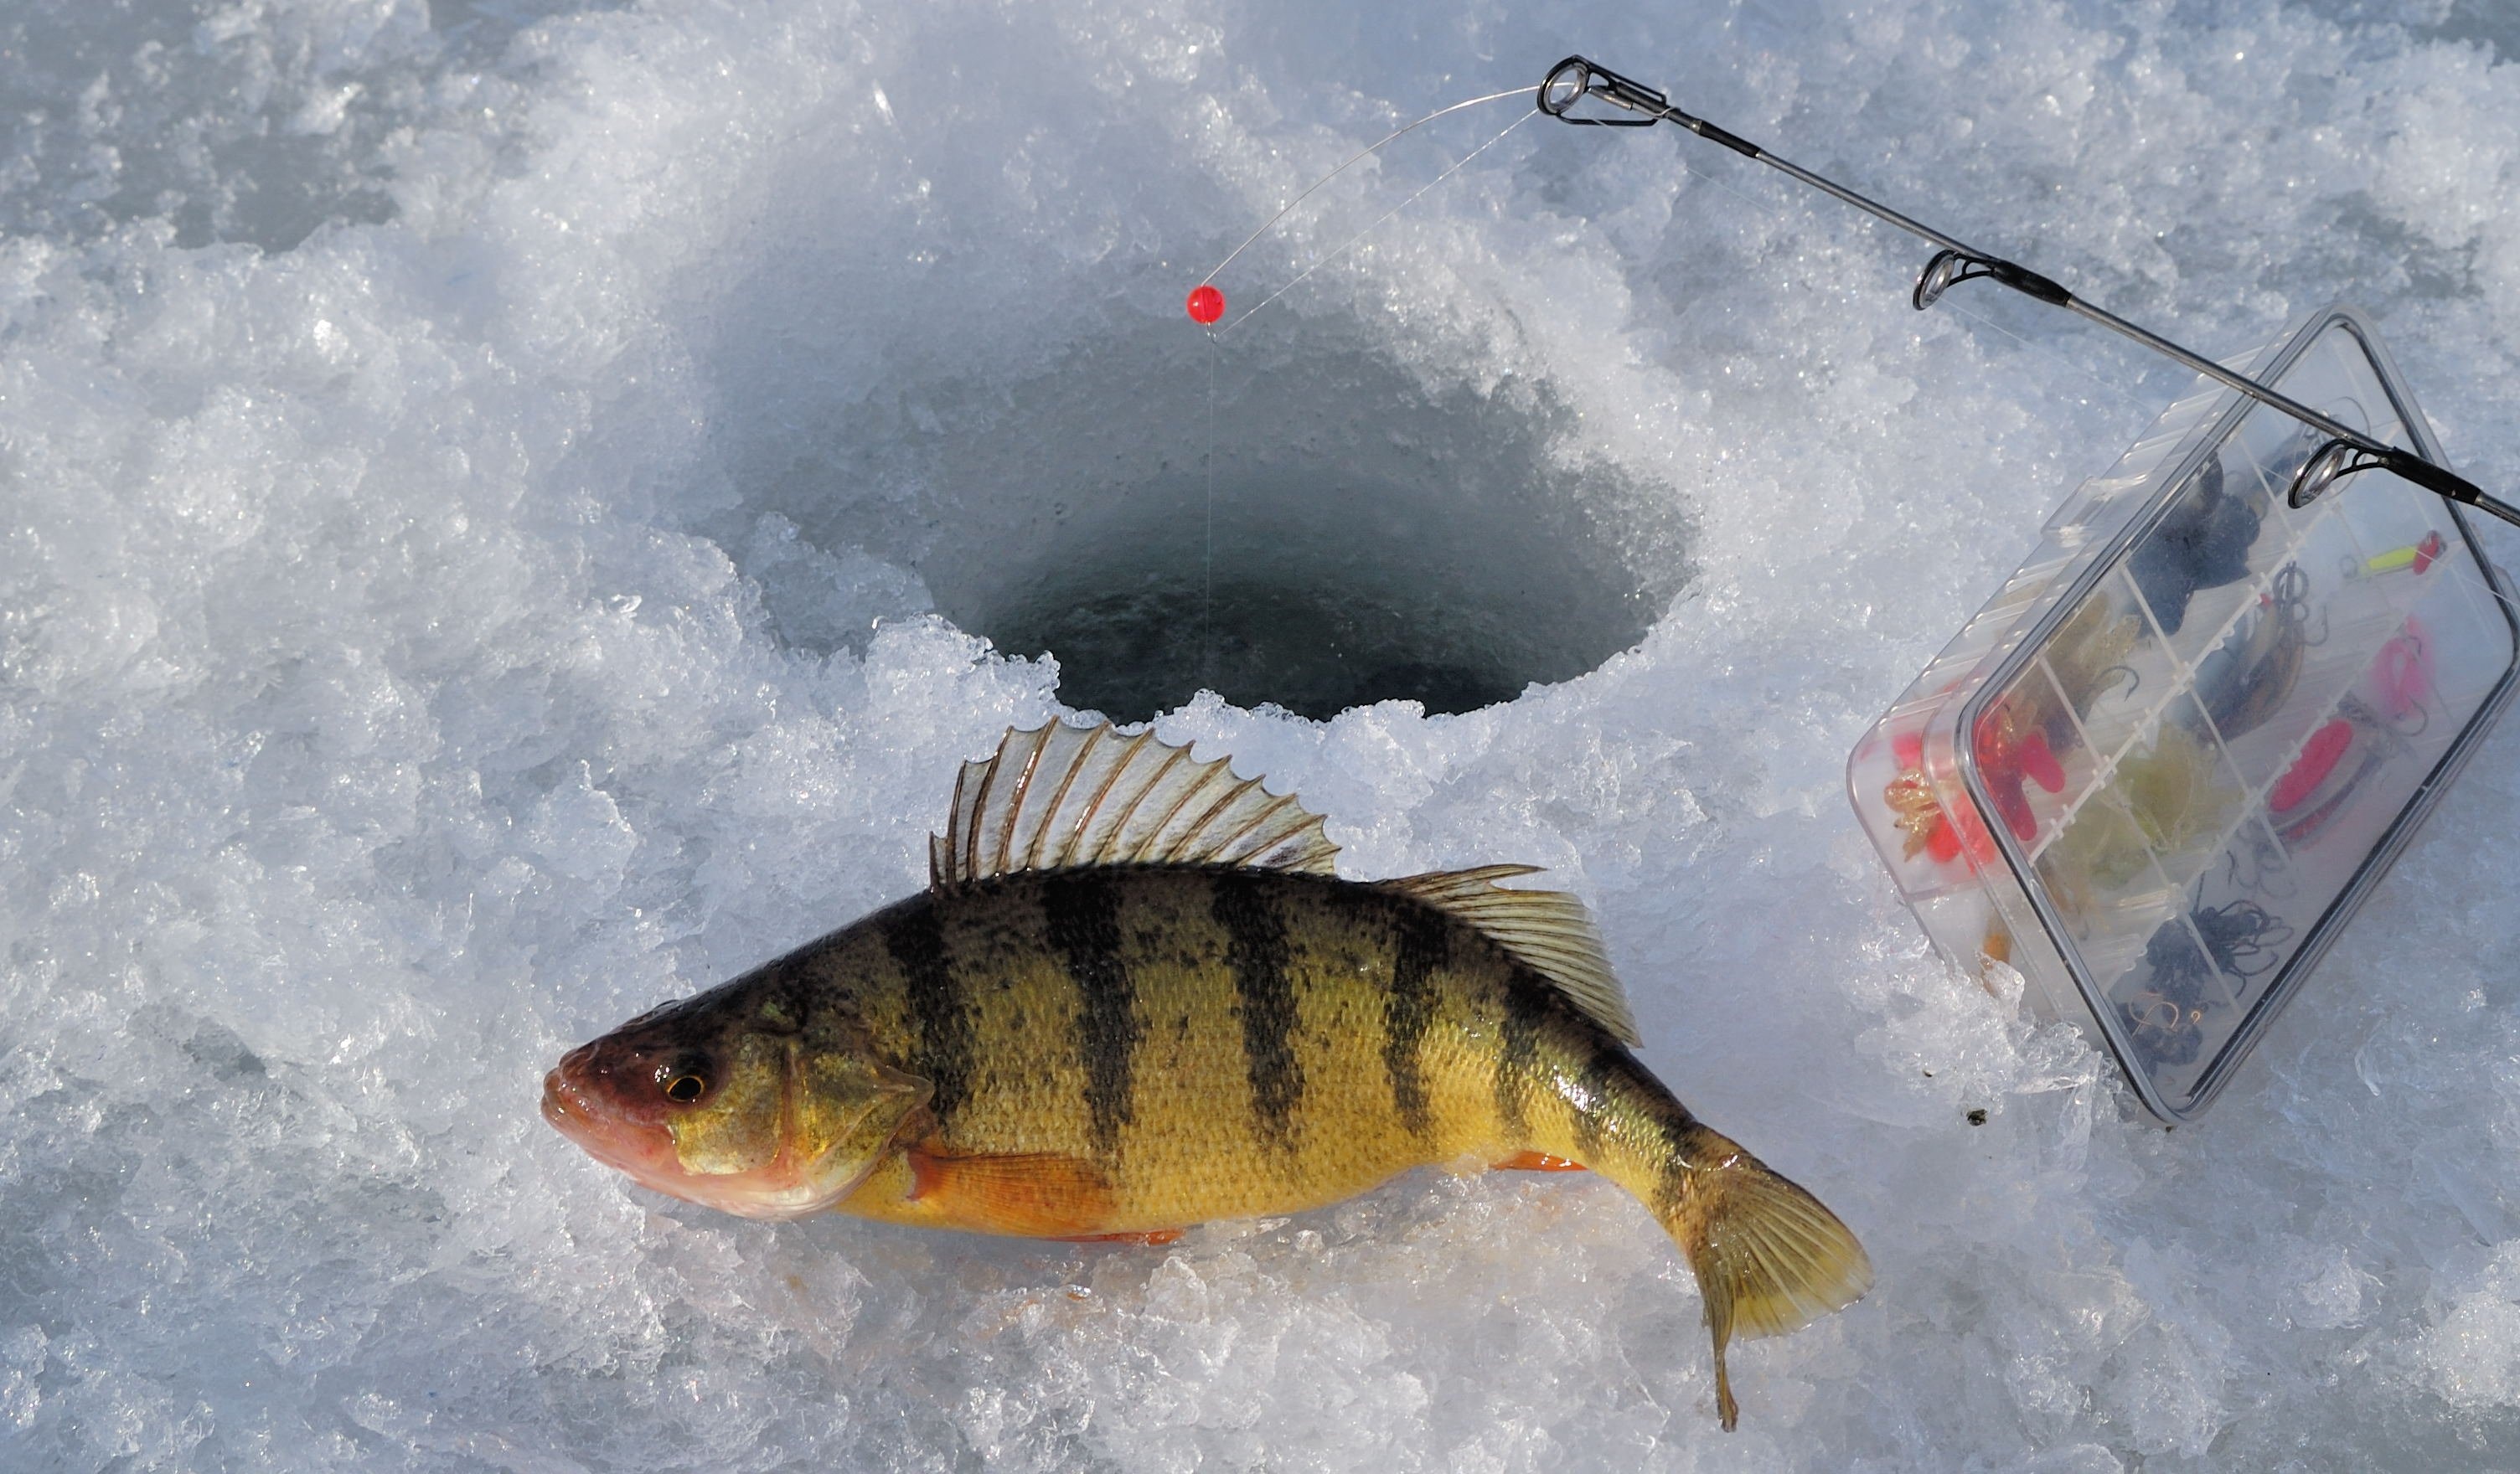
[930,720,1339,889]
[1375,866,1640,1045]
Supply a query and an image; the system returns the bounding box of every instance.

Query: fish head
[543,990,931,1219]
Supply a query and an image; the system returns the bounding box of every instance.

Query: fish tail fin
[1660,1126,1872,1431]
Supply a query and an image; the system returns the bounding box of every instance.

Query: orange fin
[1495,1152,1588,1172]
[904,1147,1115,1237]
[1062,1229,1185,1247]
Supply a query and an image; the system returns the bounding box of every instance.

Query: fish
[543,720,1872,1430]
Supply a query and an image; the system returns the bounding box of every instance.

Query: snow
[4,0,2520,1466]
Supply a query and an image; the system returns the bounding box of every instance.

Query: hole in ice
[723,317,1691,722]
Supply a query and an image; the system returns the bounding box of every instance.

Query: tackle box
[1848,306,2519,1121]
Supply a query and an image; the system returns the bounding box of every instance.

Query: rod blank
[1537,54,2520,529]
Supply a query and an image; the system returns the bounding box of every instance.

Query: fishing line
[1203,333,1217,692]
[1216,106,1537,336]
[1199,85,1535,291]
[1185,85,1536,700]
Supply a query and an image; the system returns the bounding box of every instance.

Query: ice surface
[4,0,2520,1467]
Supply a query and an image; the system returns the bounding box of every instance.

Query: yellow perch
[544,720,1870,1428]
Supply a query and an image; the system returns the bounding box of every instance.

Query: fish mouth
[541,1061,674,1178]
[540,1057,867,1219]
[539,1066,589,1136]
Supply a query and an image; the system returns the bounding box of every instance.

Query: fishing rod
[1536,54,2520,531]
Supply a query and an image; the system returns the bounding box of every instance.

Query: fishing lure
[2192,895,2295,980]
[2118,724,2235,859]
[2264,626,2432,845]
[2221,821,2297,899]
[1975,702,2067,845]
[2118,964,2210,1066]
[2120,896,2295,1065]
[2344,530,2445,580]
[2128,456,2264,636]
[1883,729,1988,866]
[2047,724,2236,894]
[2268,696,2406,848]
[2370,617,2434,727]
[1881,698,2063,867]
[1882,749,1975,867]
[2188,563,2316,740]
[2026,596,2144,749]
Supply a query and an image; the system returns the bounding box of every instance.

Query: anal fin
[1494,1152,1588,1172]
[905,1147,1116,1238]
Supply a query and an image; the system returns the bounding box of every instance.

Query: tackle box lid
[1849,305,2519,1121]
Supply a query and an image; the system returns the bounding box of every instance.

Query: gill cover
[668,1033,931,1219]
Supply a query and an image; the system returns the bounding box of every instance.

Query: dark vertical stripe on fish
[1212,875,1304,1151]
[1653,1112,1700,1218]
[1042,874,1137,1157]
[1495,971,1550,1141]
[884,902,971,1125]
[1382,902,1448,1139]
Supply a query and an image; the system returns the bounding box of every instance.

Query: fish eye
[661,1068,707,1104]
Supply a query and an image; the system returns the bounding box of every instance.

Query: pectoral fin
[903,1147,1118,1238]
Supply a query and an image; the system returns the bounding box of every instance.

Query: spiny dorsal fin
[1376,865,1641,1045]
[930,720,1339,889]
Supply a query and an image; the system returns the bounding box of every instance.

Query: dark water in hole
[706,312,1693,720]
[958,428,1676,720]
[998,574,1526,722]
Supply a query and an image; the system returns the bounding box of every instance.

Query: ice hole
[722,318,1691,721]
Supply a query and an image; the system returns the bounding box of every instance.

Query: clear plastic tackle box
[1848,306,2520,1121]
